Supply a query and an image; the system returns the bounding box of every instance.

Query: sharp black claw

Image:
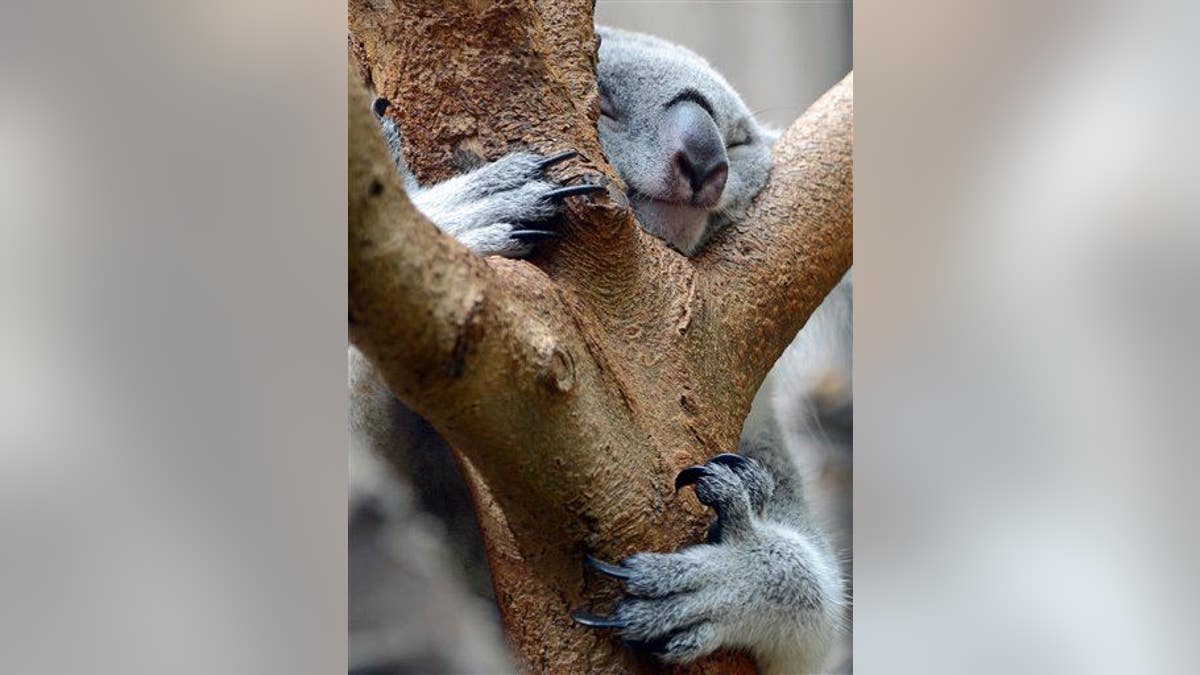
[572,611,627,630]
[674,465,710,492]
[545,183,607,201]
[624,636,673,657]
[708,453,751,470]
[519,213,565,230]
[585,554,633,580]
[371,97,390,117]
[511,229,562,243]
[537,150,580,170]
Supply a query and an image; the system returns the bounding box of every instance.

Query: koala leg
[574,455,844,674]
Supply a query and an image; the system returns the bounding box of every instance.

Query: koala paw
[674,453,775,542]
[408,150,605,258]
[573,454,841,670]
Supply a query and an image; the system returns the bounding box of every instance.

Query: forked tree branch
[348,1,851,672]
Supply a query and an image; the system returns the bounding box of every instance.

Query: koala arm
[372,98,601,258]
[574,284,852,675]
[575,432,845,675]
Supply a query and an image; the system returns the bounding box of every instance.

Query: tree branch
[696,73,854,411]
[349,63,540,434]
[348,2,851,672]
[350,62,655,545]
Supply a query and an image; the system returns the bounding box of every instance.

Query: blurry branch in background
[348,0,851,672]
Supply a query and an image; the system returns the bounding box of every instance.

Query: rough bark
[348,1,852,673]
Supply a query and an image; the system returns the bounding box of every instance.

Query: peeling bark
[349,1,852,672]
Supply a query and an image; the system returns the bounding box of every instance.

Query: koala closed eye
[726,133,753,149]
[725,120,755,149]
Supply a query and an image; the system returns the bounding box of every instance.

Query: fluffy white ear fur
[760,124,784,146]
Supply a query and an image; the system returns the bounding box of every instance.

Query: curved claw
[708,453,751,470]
[545,183,607,202]
[537,149,580,170]
[572,611,627,630]
[585,554,633,580]
[519,213,565,230]
[511,229,561,243]
[674,465,710,492]
[624,636,673,657]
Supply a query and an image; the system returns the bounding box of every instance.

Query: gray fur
[376,115,567,257]
[354,25,851,674]
[599,416,846,674]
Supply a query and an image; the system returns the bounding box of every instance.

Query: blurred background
[855,2,1200,672]
[1,1,1198,674]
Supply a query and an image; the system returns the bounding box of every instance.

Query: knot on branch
[445,293,485,379]
[537,343,576,393]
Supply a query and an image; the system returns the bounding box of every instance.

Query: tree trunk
[348,1,853,672]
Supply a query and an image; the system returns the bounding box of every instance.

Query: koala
[351,25,851,674]
[594,25,777,255]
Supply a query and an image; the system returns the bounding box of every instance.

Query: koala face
[596,26,774,256]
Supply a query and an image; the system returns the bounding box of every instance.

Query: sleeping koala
[352,25,850,674]
[594,25,776,255]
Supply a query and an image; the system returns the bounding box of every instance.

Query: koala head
[596,26,776,256]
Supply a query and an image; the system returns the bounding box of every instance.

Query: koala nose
[664,102,728,206]
[675,149,728,200]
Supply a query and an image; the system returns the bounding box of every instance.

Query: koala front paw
[573,454,841,671]
[674,453,775,543]
[409,150,605,258]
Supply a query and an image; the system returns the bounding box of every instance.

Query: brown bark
[348,1,852,673]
